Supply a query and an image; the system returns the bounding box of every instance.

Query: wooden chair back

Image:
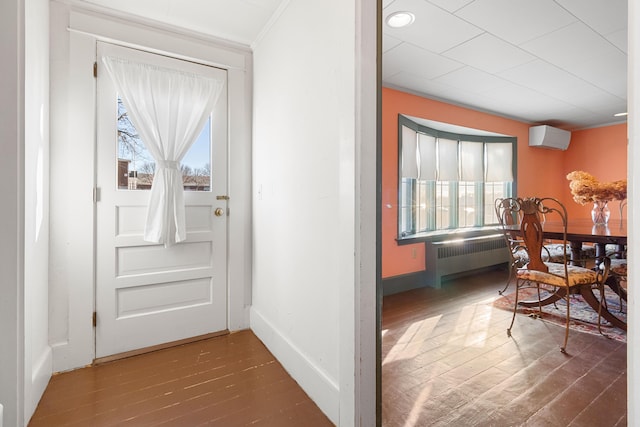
[518,197,569,273]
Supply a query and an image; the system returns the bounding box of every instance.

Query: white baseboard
[50,339,94,374]
[27,346,53,422]
[249,307,339,424]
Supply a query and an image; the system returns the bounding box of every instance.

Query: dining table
[536,218,627,264]
[503,218,627,331]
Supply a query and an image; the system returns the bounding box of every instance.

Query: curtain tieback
[157,160,180,170]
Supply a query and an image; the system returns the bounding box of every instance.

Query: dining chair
[495,198,530,295]
[601,199,628,312]
[494,198,595,295]
[501,197,610,353]
[603,248,627,312]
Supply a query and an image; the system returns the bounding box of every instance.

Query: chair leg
[614,276,627,313]
[597,283,604,336]
[507,278,520,337]
[499,262,516,295]
[561,290,570,354]
[525,282,543,320]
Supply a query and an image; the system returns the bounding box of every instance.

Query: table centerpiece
[566,171,627,225]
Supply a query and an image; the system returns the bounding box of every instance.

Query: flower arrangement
[566,171,627,205]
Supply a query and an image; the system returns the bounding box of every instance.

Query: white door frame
[49,7,254,374]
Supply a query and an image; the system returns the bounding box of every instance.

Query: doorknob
[214,208,225,217]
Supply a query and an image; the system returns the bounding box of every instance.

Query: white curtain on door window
[102,56,224,245]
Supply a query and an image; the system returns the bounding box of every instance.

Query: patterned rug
[493,285,627,343]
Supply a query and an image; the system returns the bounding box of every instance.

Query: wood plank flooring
[29,330,333,426]
[29,268,627,426]
[382,268,627,427]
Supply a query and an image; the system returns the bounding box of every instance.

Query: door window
[117,97,211,191]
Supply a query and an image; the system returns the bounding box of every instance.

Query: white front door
[95,42,229,358]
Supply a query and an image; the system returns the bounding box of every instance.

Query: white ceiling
[76,0,627,131]
[384,0,627,130]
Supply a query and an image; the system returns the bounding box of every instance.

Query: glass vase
[591,200,610,225]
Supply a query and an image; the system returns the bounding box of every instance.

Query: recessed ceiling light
[614,112,628,117]
[386,11,415,28]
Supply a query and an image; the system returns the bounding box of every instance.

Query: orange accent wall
[561,124,628,220]
[382,87,627,279]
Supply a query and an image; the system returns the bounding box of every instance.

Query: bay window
[398,115,517,238]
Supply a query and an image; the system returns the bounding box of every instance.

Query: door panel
[95,42,228,358]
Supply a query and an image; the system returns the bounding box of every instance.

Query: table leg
[518,287,566,308]
[593,243,626,302]
[579,286,627,331]
[569,241,582,265]
[606,275,627,302]
[594,242,606,263]
[517,284,627,331]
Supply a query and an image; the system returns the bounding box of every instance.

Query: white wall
[251,0,377,424]
[628,0,638,422]
[0,0,25,424]
[24,0,52,421]
[1,0,52,424]
[48,2,254,373]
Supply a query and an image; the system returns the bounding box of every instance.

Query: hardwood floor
[29,268,627,426]
[29,330,333,426]
[382,268,627,427]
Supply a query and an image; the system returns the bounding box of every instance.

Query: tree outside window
[116,97,212,191]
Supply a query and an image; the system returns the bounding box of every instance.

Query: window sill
[396,226,503,245]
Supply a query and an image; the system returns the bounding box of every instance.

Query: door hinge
[93,187,100,203]
[92,311,97,327]
[93,61,97,78]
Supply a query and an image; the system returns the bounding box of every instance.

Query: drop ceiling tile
[433,66,510,93]
[555,0,627,36]
[383,34,403,53]
[521,22,618,72]
[453,94,515,113]
[572,50,627,98]
[426,0,474,13]
[478,81,577,117]
[443,33,535,74]
[384,73,481,106]
[383,43,464,80]
[458,96,537,123]
[606,28,628,53]
[576,96,624,117]
[556,109,625,130]
[384,0,483,53]
[497,60,623,109]
[558,109,600,123]
[455,0,577,45]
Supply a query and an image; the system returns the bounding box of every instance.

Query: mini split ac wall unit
[528,125,571,150]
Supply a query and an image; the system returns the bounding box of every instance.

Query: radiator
[425,233,510,288]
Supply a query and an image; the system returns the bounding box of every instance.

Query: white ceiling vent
[528,125,571,150]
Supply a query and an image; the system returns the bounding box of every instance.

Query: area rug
[493,285,627,343]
